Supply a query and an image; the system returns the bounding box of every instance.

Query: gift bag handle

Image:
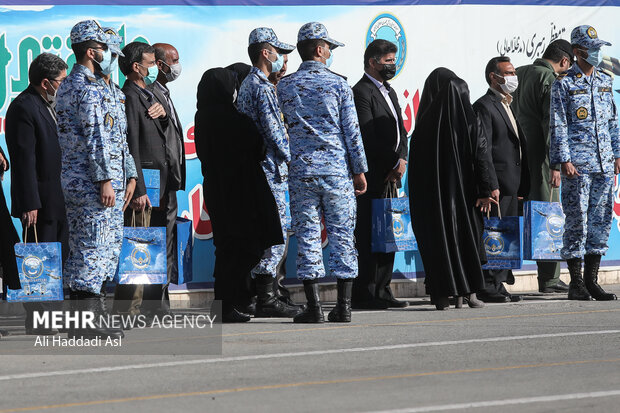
[486,202,502,220]
[131,207,152,228]
[382,181,399,199]
[549,186,557,203]
[23,224,39,244]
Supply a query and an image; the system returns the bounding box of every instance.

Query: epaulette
[556,73,567,80]
[86,76,97,83]
[598,68,613,79]
[327,69,347,81]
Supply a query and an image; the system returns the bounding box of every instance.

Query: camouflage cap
[571,25,611,49]
[101,26,124,57]
[70,20,109,45]
[297,22,344,49]
[249,27,295,54]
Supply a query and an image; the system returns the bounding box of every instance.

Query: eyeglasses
[48,77,65,85]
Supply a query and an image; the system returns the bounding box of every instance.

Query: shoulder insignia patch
[576,107,588,120]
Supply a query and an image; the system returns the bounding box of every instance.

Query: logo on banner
[366,13,406,78]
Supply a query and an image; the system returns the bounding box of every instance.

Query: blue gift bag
[174,217,193,285]
[371,185,417,253]
[523,197,565,261]
[143,168,160,208]
[481,206,522,270]
[7,228,63,302]
[116,210,167,284]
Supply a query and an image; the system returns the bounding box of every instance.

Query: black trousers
[481,194,517,295]
[113,191,177,314]
[22,219,69,329]
[352,191,397,303]
[214,247,260,312]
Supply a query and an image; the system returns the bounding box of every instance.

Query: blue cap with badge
[249,27,295,54]
[571,25,611,49]
[101,26,124,57]
[297,22,344,49]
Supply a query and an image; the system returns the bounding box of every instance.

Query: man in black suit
[5,53,69,334]
[115,42,173,316]
[148,43,186,289]
[473,56,530,303]
[351,39,409,309]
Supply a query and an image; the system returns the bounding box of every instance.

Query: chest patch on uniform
[576,107,588,120]
[104,112,115,128]
[598,87,611,93]
[569,89,587,95]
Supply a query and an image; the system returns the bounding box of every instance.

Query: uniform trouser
[113,191,177,315]
[289,175,357,280]
[560,172,614,259]
[252,174,287,278]
[353,191,396,303]
[527,166,561,288]
[22,219,69,329]
[481,194,518,295]
[64,187,125,294]
[274,230,295,298]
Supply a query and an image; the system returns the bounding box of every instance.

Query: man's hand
[490,189,500,204]
[21,210,38,227]
[561,162,580,178]
[0,151,6,180]
[615,158,620,175]
[123,179,136,212]
[550,169,561,188]
[147,103,166,119]
[353,173,367,196]
[475,196,498,214]
[100,180,115,207]
[385,159,407,183]
[131,194,151,211]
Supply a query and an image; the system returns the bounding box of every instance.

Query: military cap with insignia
[571,25,611,49]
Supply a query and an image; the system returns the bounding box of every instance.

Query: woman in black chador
[408,68,497,310]
[194,67,283,322]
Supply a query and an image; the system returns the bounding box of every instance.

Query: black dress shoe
[221,308,251,323]
[506,294,522,302]
[380,297,409,308]
[540,280,569,293]
[478,293,510,303]
[351,299,389,310]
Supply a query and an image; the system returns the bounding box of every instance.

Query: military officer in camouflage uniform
[56,20,137,338]
[550,25,620,301]
[237,28,300,319]
[278,22,368,323]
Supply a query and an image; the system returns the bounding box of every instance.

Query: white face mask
[161,61,182,82]
[496,74,518,94]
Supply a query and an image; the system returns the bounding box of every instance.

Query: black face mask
[379,63,396,81]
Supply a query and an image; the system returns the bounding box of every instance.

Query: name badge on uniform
[598,87,611,93]
[104,112,115,129]
[569,89,587,96]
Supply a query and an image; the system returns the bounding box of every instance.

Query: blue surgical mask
[139,63,159,85]
[325,48,333,68]
[95,49,114,76]
[101,54,117,76]
[585,47,602,67]
[267,50,284,73]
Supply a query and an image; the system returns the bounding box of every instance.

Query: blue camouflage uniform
[277,23,368,281]
[550,26,620,259]
[56,20,137,293]
[237,28,295,278]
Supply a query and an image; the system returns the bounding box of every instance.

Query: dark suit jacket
[148,81,186,191]
[0,146,20,289]
[5,85,66,221]
[122,81,171,199]
[352,74,408,195]
[473,89,530,197]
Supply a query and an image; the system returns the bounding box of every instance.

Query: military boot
[294,280,324,323]
[328,279,353,322]
[584,254,617,301]
[566,258,592,301]
[254,274,302,318]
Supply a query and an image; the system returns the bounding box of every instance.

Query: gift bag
[174,217,193,285]
[523,188,565,261]
[481,205,522,269]
[116,209,167,284]
[142,168,161,208]
[7,226,64,302]
[371,183,417,253]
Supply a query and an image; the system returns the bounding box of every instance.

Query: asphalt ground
[1,286,620,413]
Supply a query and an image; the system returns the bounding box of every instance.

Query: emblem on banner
[366,13,406,78]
